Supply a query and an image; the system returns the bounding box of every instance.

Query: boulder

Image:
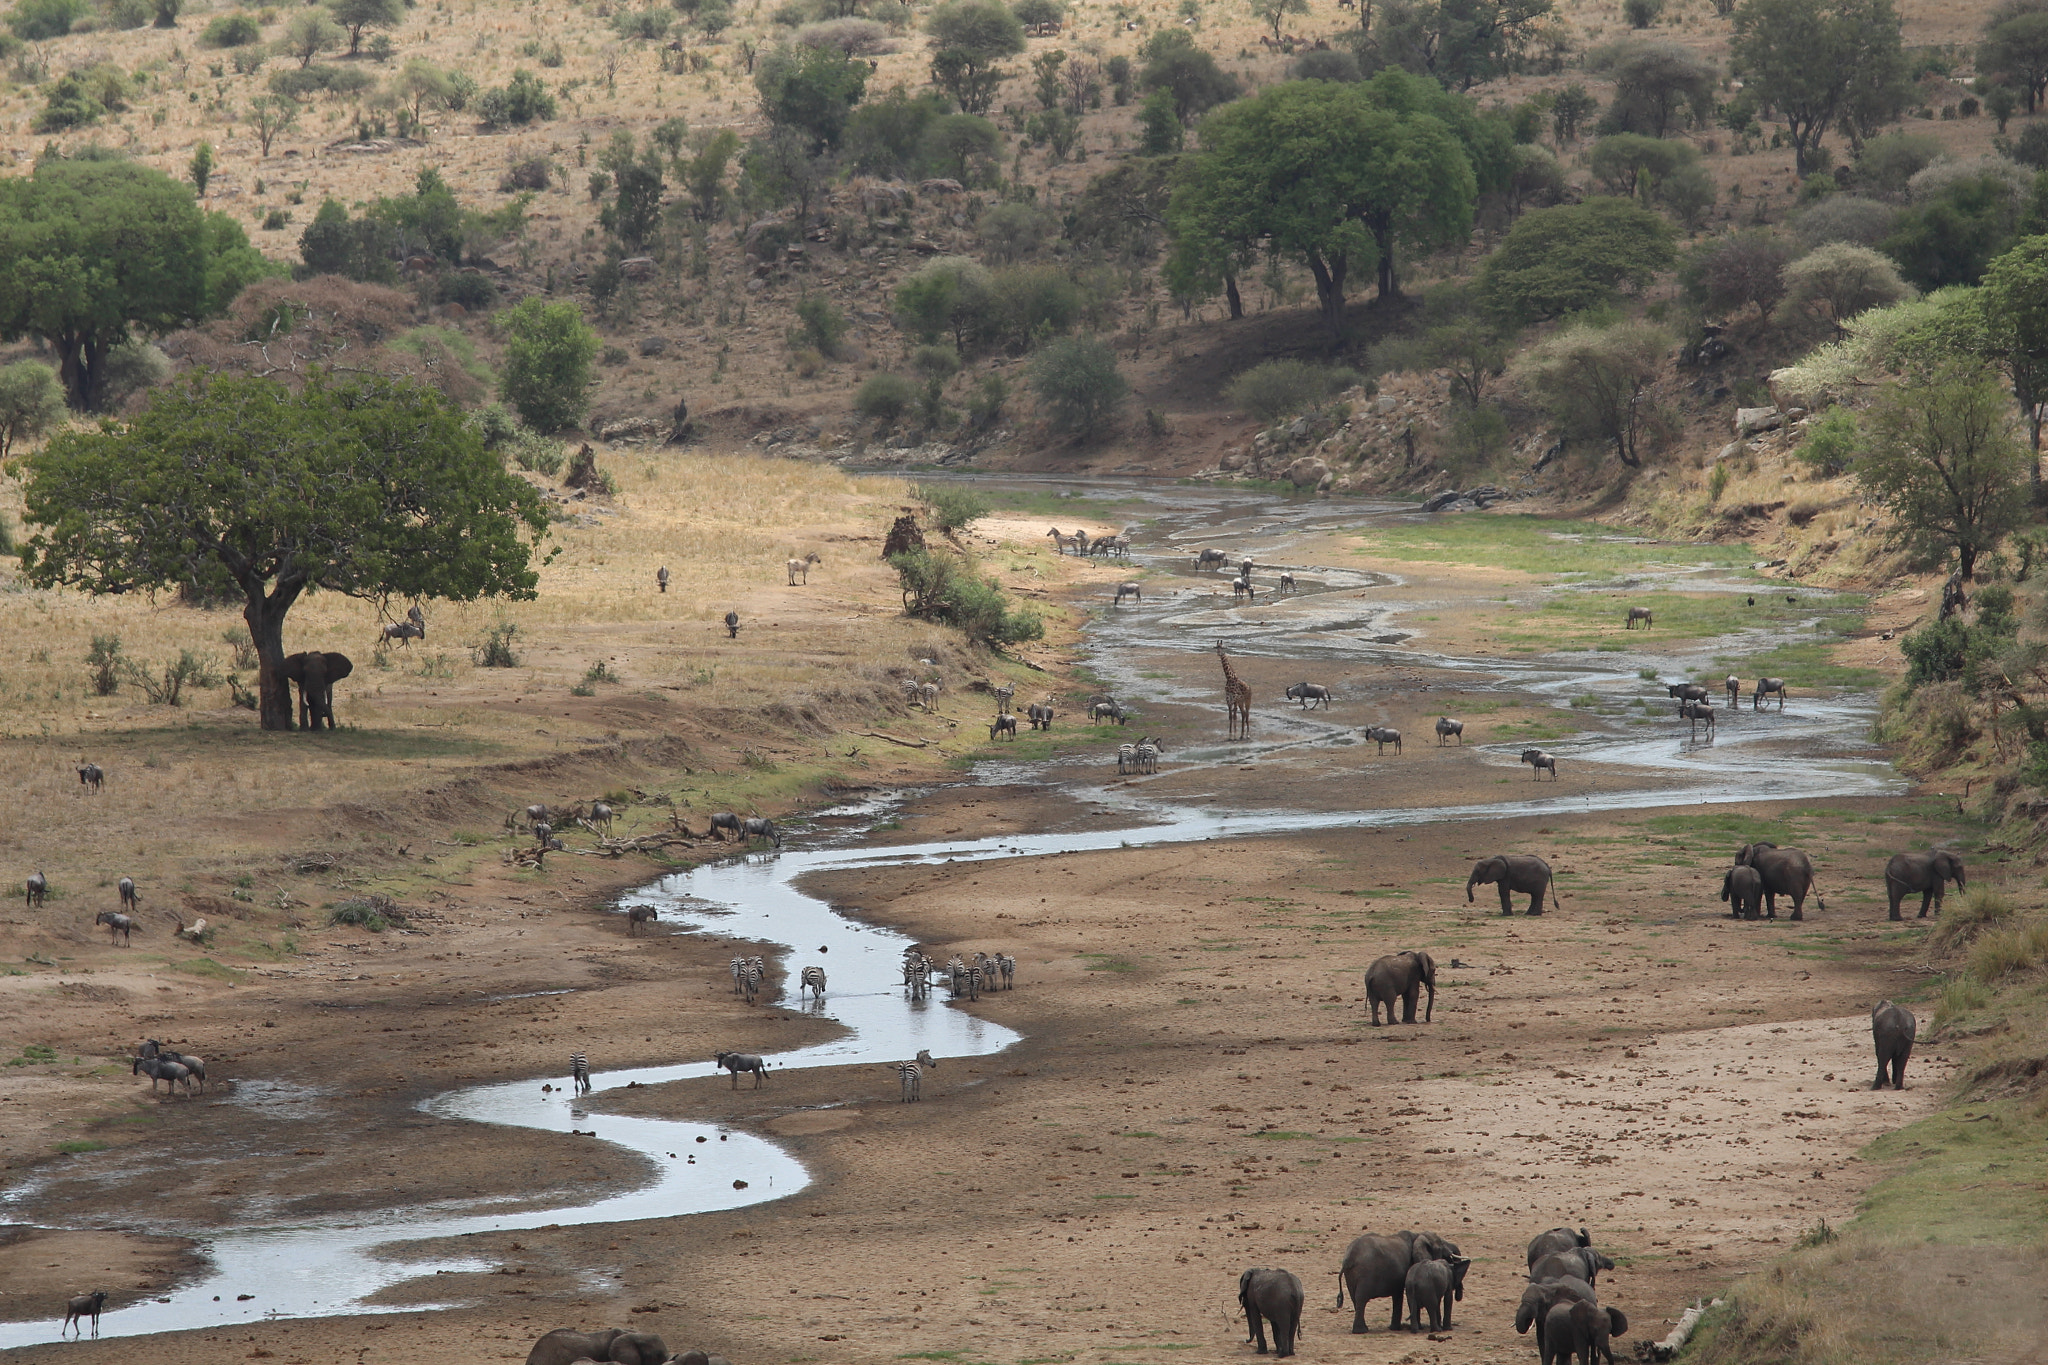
[1736,405,1782,437]
[620,256,657,281]
[1285,457,1329,489]
[1715,441,1746,462]
[1420,489,1465,513]
[918,178,965,194]
[638,336,669,357]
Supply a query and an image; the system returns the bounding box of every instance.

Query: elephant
[1884,849,1965,921]
[1871,1000,1916,1090]
[1365,950,1436,1025]
[1515,1275,1597,1358]
[1542,1298,1627,1365]
[280,651,354,732]
[525,1329,623,1365]
[1733,843,1824,921]
[1530,1246,1614,1289]
[1335,1229,1461,1333]
[1467,854,1555,915]
[1720,865,1765,921]
[1525,1227,1590,1271]
[1238,1267,1304,1357]
[1404,1254,1469,1332]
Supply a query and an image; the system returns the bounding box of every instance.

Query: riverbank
[5,487,2025,1365]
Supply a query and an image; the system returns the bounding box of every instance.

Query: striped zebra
[892,1059,923,1102]
[945,955,967,994]
[997,953,1015,989]
[730,956,747,996]
[740,959,763,1005]
[902,952,930,999]
[569,1051,591,1095]
[956,963,983,1001]
[800,965,827,1001]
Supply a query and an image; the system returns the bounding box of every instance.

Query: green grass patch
[1351,515,1756,576]
[1079,953,1137,973]
[1711,636,1887,690]
[1251,1130,1316,1140]
[52,1140,109,1154]
[973,487,1142,519]
[171,957,245,983]
[1855,1099,2048,1245]
[7,1043,58,1066]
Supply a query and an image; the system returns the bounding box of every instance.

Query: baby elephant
[1405,1254,1470,1332]
[1871,1000,1916,1090]
[1543,1299,1627,1365]
[1720,864,1764,920]
[1238,1267,1304,1358]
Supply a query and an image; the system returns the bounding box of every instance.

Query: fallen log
[859,730,929,748]
[1640,1299,1720,1362]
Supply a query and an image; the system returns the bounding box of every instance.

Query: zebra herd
[730,955,766,1004]
[1117,736,1164,774]
[901,945,1014,1002]
[1046,527,1133,558]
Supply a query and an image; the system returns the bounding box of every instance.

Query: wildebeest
[713,1050,768,1088]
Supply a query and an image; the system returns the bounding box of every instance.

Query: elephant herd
[1239,1225,1626,1361]
[525,1328,732,1365]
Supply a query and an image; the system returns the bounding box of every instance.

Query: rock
[1287,417,1311,440]
[1420,490,1464,513]
[1285,457,1329,488]
[637,336,668,357]
[1375,395,1398,414]
[1220,451,1248,471]
[1716,441,1747,462]
[620,256,657,281]
[1736,405,1782,437]
[918,178,965,194]
[860,182,910,214]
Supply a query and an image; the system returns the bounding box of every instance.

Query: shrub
[793,16,893,53]
[1793,406,1859,476]
[268,63,373,97]
[477,68,557,127]
[1480,197,1675,324]
[1622,0,1661,26]
[1852,131,1942,195]
[9,0,87,39]
[1790,195,1897,251]
[85,634,121,696]
[118,649,223,706]
[856,371,917,422]
[915,481,990,530]
[1225,358,1360,423]
[329,895,406,931]
[200,11,260,44]
[436,271,498,309]
[0,360,65,458]
[36,72,109,132]
[472,623,520,667]
[1290,47,1359,81]
[613,7,670,38]
[1968,917,2048,981]
[1029,334,1126,435]
[794,294,847,356]
[890,547,1044,645]
[1681,229,1795,320]
[498,297,597,432]
[912,343,961,379]
[1776,243,1913,330]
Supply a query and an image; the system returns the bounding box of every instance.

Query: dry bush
[166,276,420,383]
[1929,883,2018,959]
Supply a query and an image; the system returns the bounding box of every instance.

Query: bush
[1029,334,1126,435]
[0,360,65,458]
[498,297,597,432]
[2013,122,2048,172]
[1776,242,1913,330]
[793,17,895,54]
[912,343,961,379]
[856,371,917,422]
[36,72,109,132]
[472,623,520,667]
[890,547,1044,645]
[1681,229,1795,320]
[1790,195,1897,251]
[1793,406,1859,476]
[436,271,498,309]
[329,895,407,931]
[613,6,670,38]
[268,63,374,97]
[477,69,557,128]
[915,482,990,530]
[9,0,87,39]
[794,294,847,356]
[1852,131,1942,195]
[1480,197,1675,324]
[118,649,223,706]
[200,11,260,44]
[85,634,121,696]
[1290,47,1360,81]
[1225,359,1359,423]
[1622,0,1662,25]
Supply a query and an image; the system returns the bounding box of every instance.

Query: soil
[0,531,1970,1365]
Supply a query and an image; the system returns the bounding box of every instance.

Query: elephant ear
[1607,1308,1628,1336]
[326,653,355,682]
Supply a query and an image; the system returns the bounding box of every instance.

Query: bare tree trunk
[246,594,297,731]
[1225,274,1243,320]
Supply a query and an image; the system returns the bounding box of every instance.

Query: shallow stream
[0,483,1903,1345]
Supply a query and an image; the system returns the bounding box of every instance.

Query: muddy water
[0,484,1902,1345]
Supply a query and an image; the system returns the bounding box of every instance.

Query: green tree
[281,7,344,67]
[1477,196,1674,323]
[1138,30,1240,124]
[1681,228,1796,321]
[1136,88,1182,154]
[895,255,995,350]
[1031,48,1065,109]
[1167,79,1477,333]
[1883,172,2026,290]
[925,0,1025,114]
[1030,334,1126,435]
[9,0,85,39]
[1368,0,1556,91]
[330,0,401,54]
[20,373,547,730]
[0,160,255,410]
[1510,318,1668,467]
[1592,39,1715,138]
[741,125,835,220]
[1588,132,1696,198]
[921,112,999,181]
[1730,0,1907,175]
[684,127,741,218]
[1551,82,1598,141]
[188,140,214,197]
[1980,2,2048,113]
[1857,365,2030,581]
[755,42,869,152]
[1978,234,2048,470]
[1777,241,1912,331]
[1250,0,1307,42]
[248,94,299,156]
[844,86,948,176]
[498,297,599,433]
[0,360,65,459]
[393,58,459,122]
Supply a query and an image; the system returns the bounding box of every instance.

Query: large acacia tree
[21,373,550,731]
[1731,0,1906,174]
[1167,79,1476,333]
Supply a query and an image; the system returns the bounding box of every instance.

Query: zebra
[739,958,763,1005]
[1117,742,1138,775]
[800,964,827,1001]
[996,954,1015,989]
[1136,736,1162,773]
[730,956,747,995]
[892,1059,924,1102]
[902,952,930,998]
[945,954,967,994]
[992,681,1016,713]
[570,1051,591,1095]
[957,963,983,1001]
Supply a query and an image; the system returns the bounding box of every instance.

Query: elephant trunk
[1465,872,1479,903]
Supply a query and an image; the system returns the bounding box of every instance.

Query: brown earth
[0,526,1989,1365]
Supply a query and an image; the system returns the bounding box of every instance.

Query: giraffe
[1215,641,1252,740]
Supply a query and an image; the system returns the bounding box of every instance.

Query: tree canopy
[1980,1,2048,114]
[1368,0,1557,92]
[1857,365,2030,582]
[755,42,870,152]
[1167,78,1478,332]
[1730,0,1906,175]
[20,373,549,729]
[925,0,1025,113]
[0,158,269,410]
[1477,196,1674,323]
[1978,233,2048,463]
[499,297,599,433]
[330,0,402,54]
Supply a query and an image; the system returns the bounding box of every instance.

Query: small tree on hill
[1510,319,1668,467]
[331,0,402,55]
[1858,364,2030,582]
[1030,334,1127,435]
[499,297,599,433]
